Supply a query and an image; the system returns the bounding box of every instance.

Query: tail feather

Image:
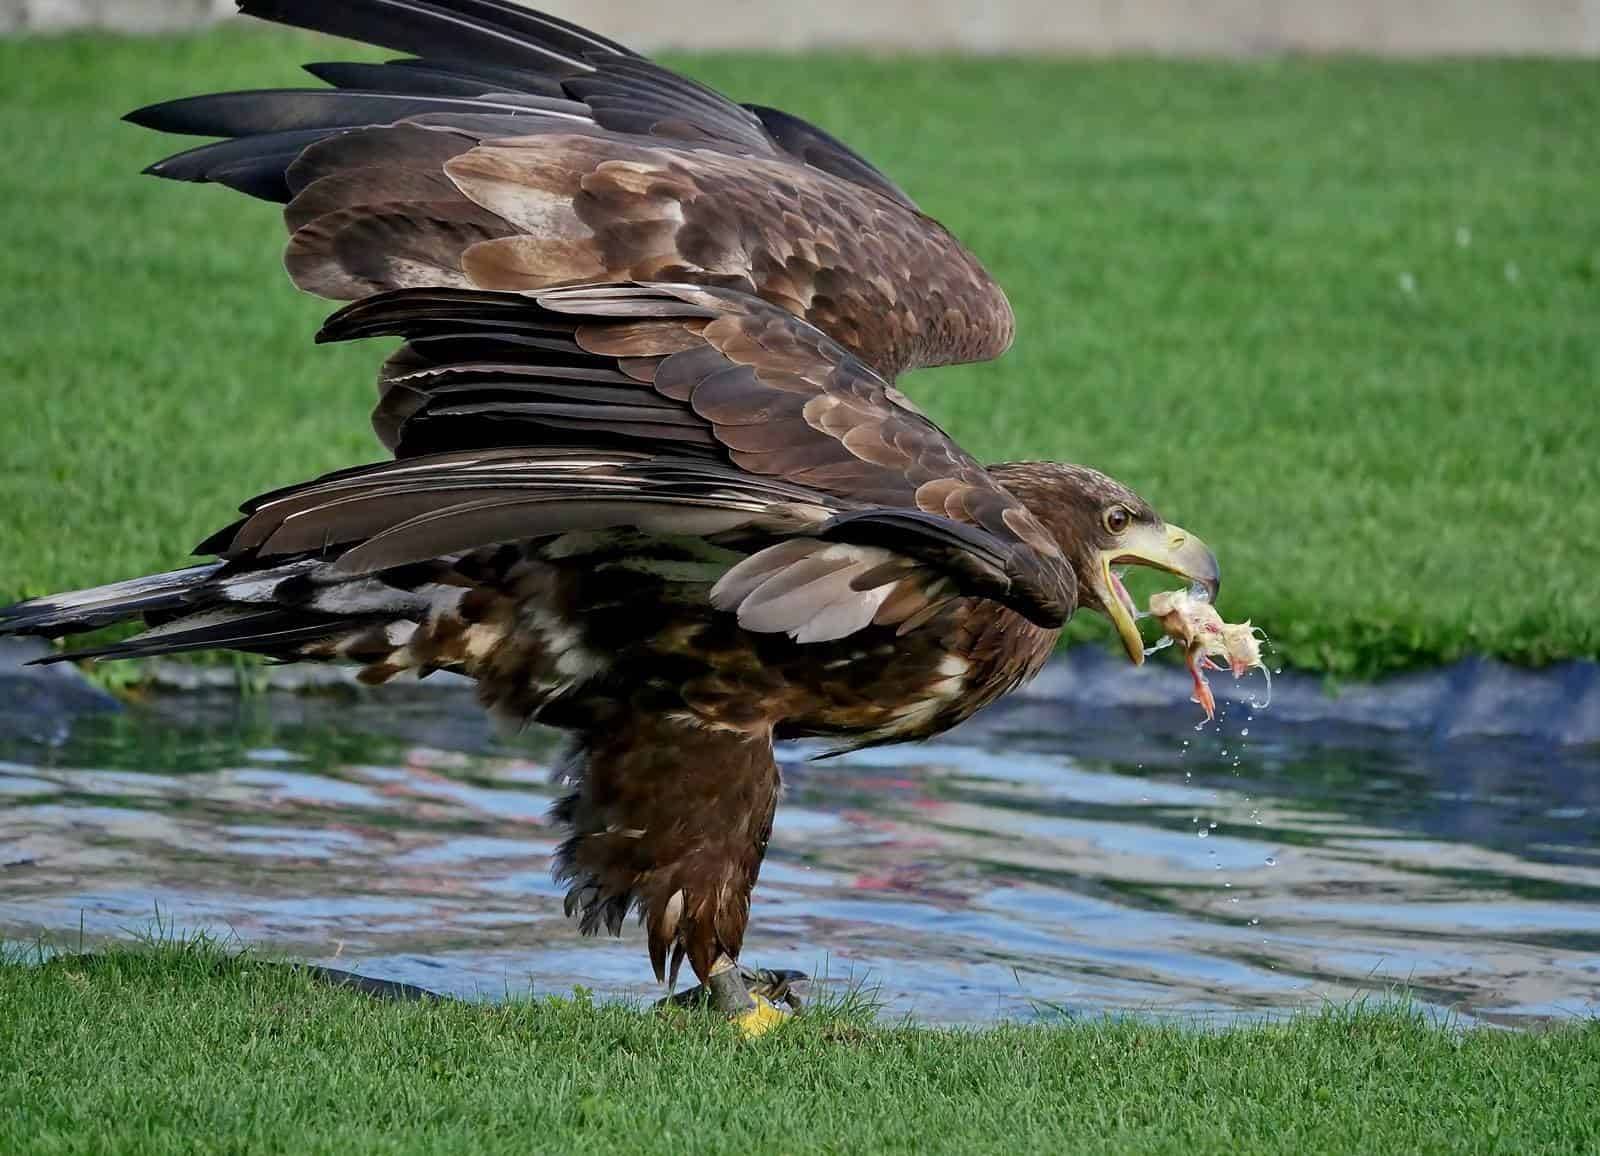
[0,552,498,684]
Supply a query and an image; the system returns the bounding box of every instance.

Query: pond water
[2,684,1598,1026]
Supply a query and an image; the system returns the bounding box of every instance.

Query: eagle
[0,0,1220,1032]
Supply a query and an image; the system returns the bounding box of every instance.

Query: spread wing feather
[124,0,1013,376]
[313,282,1074,626]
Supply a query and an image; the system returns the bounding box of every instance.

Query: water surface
[3,685,1597,1025]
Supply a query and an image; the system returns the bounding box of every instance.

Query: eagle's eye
[1103,505,1131,534]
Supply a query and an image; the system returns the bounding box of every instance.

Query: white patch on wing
[711,540,905,644]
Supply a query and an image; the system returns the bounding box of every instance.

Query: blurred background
[4,0,1600,54]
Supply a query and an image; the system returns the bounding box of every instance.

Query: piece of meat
[1148,589,1267,720]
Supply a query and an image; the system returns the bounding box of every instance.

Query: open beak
[1093,522,1220,665]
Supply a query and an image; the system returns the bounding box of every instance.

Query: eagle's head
[987,461,1220,664]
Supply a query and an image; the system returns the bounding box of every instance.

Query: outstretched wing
[1,283,1069,665]
[124,0,1013,378]
[206,282,1073,632]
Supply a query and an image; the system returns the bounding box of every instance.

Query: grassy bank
[1,942,1594,1154]
[1,31,1597,675]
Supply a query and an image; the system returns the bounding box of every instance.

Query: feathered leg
[552,713,794,1033]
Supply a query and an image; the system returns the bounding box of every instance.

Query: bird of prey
[0,0,1220,1032]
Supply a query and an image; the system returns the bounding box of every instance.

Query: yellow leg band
[730,993,790,1037]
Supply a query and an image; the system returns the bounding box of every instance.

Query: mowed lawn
[1,30,1598,675]
[0,943,1595,1156]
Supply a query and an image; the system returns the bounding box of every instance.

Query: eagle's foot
[658,961,808,1035]
[740,966,809,1010]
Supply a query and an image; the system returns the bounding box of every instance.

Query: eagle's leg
[664,954,793,1036]
[552,713,790,1034]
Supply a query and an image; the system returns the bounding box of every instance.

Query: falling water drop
[1197,828,1209,839]
[1264,856,1278,867]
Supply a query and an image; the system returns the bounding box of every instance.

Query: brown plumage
[1,2,1222,1010]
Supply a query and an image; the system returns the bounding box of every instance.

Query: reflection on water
[2,686,1597,1026]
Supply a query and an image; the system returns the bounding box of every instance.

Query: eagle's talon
[742,966,809,1010]
[658,964,809,1015]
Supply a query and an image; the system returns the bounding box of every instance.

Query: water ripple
[2,688,1597,1025]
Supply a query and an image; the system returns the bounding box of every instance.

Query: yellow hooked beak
[1093,523,1220,664]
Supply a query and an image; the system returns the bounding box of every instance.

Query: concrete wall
[1,0,228,34]
[4,0,1599,55]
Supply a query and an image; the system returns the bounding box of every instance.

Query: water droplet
[1184,771,1192,782]
[1138,795,1150,804]
[1248,918,1260,926]
[1455,225,1472,247]
[1223,881,1232,888]
[1228,896,1239,904]
[1191,815,1199,824]
[1240,728,1249,737]
[1264,856,1278,867]
[1208,821,1218,829]
[1197,828,1209,839]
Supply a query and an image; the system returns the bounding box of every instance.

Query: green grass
[2,941,1596,1155]
[1,30,1597,675]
